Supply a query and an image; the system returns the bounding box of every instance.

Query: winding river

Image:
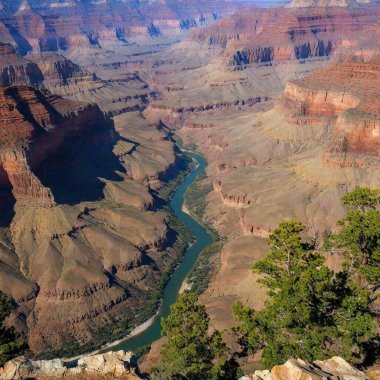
[109,151,213,353]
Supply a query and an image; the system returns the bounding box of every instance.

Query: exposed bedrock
[189,5,380,66]
[0,86,178,354]
[0,350,141,379]
[0,0,240,54]
[240,356,378,380]
[0,42,43,86]
[0,85,117,206]
[282,61,380,162]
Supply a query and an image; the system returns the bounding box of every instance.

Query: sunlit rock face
[283,61,380,163]
[189,4,380,66]
[0,0,241,55]
[240,356,376,380]
[0,350,142,379]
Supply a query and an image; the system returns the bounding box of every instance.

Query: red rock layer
[190,5,380,65]
[0,85,112,204]
[282,61,380,161]
[0,0,240,54]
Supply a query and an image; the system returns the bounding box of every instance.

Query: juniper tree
[334,187,380,288]
[233,220,376,368]
[154,292,242,380]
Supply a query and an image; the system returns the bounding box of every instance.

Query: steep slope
[0,86,179,355]
[283,61,380,161]
[0,42,43,86]
[189,4,380,66]
[0,0,241,56]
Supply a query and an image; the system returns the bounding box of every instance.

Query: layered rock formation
[0,84,179,354]
[282,61,380,162]
[240,356,379,380]
[0,0,241,56]
[0,85,109,205]
[0,42,43,86]
[190,4,380,66]
[0,350,141,379]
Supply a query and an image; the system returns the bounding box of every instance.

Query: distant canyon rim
[0,0,379,375]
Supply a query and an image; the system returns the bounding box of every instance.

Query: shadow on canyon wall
[0,165,16,227]
[35,131,126,205]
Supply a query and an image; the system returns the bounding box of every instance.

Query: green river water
[109,151,213,353]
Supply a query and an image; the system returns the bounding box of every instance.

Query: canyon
[0,0,379,377]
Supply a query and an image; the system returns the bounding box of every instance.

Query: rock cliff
[240,356,379,380]
[0,86,178,354]
[0,0,240,55]
[282,61,380,162]
[0,42,43,86]
[189,5,380,66]
[0,350,141,379]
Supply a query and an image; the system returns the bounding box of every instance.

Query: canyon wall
[0,84,179,354]
[189,4,380,66]
[0,0,241,56]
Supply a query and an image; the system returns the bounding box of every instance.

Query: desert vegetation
[0,292,24,366]
[153,292,242,380]
[233,187,379,367]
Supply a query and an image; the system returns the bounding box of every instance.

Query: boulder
[241,357,368,380]
[0,350,139,379]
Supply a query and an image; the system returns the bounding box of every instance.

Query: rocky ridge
[0,0,241,56]
[240,356,379,380]
[189,5,380,66]
[0,350,141,379]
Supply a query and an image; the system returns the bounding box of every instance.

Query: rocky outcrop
[0,350,141,379]
[190,5,380,66]
[0,85,113,205]
[0,0,240,55]
[282,61,380,164]
[0,42,43,86]
[0,43,117,114]
[240,356,377,380]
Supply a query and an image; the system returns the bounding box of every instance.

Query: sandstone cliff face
[240,356,377,380]
[0,42,43,86]
[0,350,141,379]
[282,61,380,162]
[0,43,110,108]
[0,85,111,205]
[189,5,380,66]
[0,0,240,55]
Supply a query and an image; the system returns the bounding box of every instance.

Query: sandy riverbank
[63,310,160,364]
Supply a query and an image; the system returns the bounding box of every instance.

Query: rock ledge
[0,350,140,379]
[240,356,378,380]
